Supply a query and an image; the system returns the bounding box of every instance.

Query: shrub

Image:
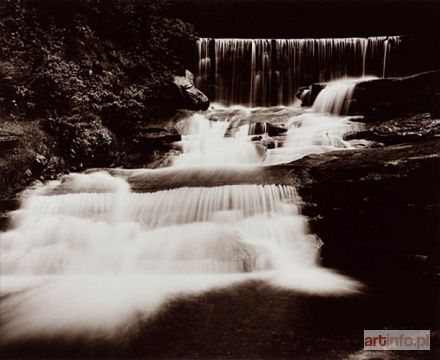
[46,114,114,168]
[0,0,197,121]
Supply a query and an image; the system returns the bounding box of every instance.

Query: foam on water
[312,77,377,115]
[0,72,370,343]
[0,172,361,342]
[173,113,261,166]
[171,105,362,167]
[1,182,317,275]
[263,112,361,164]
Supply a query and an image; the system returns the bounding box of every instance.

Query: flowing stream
[0,37,397,345]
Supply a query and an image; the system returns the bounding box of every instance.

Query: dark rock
[266,123,287,137]
[105,121,182,168]
[250,135,263,142]
[344,113,440,145]
[348,70,440,117]
[30,153,48,174]
[0,214,9,231]
[296,86,312,106]
[285,140,440,278]
[250,122,287,136]
[300,70,440,116]
[173,70,210,111]
[134,126,181,150]
[0,198,20,231]
[296,83,326,107]
[261,137,276,149]
[0,132,19,151]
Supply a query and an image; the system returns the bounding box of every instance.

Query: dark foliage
[45,114,115,168]
[0,0,196,120]
[0,0,196,196]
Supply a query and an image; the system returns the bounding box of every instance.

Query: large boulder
[286,140,440,278]
[296,70,440,118]
[348,70,440,117]
[297,70,440,116]
[344,112,440,145]
[173,70,210,111]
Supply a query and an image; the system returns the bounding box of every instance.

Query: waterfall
[0,91,367,345]
[1,178,321,275]
[173,113,261,167]
[312,77,376,115]
[264,113,361,164]
[196,36,402,106]
[312,80,357,115]
[0,36,383,344]
[171,106,362,166]
[0,171,360,341]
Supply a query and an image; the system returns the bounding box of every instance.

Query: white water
[171,104,363,167]
[263,113,360,164]
[0,78,369,344]
[2,180,318,275]
[312,77,377,115]
[173,113,261,166]
[197,36,401,106]
[0,171,361,342]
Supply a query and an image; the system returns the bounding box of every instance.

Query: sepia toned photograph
[0,1,439,359]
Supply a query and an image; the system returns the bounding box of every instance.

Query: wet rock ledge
[288,139,440,278]
[297,70,440,117]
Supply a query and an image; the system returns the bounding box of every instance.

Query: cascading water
[0,171,360,342]
[263,113,362,164]
[170,106,363,166]
[173,113,261,166]
[196,36,401,106]
[311,76,377,115]
[0,35,382,346]
[2,178,320,275]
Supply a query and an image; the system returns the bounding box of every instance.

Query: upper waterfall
[196,36,402,106]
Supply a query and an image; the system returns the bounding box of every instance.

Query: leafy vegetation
[0,0,196,119]
[0,0,197,198]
